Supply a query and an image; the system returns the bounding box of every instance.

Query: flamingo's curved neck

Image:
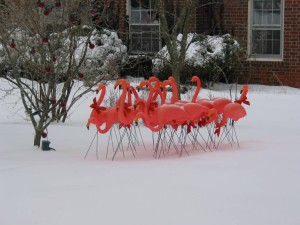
[136,111,163,132]
[130,86,139,101]
[192,79,201,103]
[118,82,130,124]
[160,85,167,105]
[97,85,106,106]
[146,83,159,107]
[96,121,112,134]
[127,89,132,106]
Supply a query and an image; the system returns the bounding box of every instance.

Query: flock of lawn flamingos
[86,76,250,159]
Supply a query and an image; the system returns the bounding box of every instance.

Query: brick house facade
[220,0,300,87]
[4,0,299,87]
[119,0,299,88]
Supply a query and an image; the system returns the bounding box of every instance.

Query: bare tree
[156,0,198,97]
[0,0,127,147]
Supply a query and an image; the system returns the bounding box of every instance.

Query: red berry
[41,132,47,138]
[38,2,45,8]
[10,43,16,49]
[78,73,85,79]
[60,102,66,108]
[44,9,50,15]
[55,2,61,8]
[89,43,95,49]
[50,99,56,105]
[42,37,48,43]
[45,66,51,73]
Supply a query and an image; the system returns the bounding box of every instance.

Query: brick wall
[121,0,300,88]
[222,0,300,88]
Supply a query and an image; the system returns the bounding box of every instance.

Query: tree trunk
[34,129,42,147]
[172,68,181,100]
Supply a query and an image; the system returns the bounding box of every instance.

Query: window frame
[128,0,161,54]
[248,0,284,61]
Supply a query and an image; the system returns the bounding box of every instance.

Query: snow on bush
[152,33,240,76]
[0,27,128,82]
[74,28,128,80]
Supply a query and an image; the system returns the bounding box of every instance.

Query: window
[249,0,283,60]
[129,0,160,53]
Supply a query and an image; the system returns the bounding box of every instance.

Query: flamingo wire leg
[165,128,179,154]
[126,127,136,158]
[153,130,163,158]
[136,124,146,150]
[84,131,98,159]
[112,128,128,160]
[193,127,209,152]
[190,127,206,152]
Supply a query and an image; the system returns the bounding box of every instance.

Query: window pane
[150,11,159,23]
[262,11,272,24]
[262,40,272,54]
[273,0,281,9]
[150,0,156,9]
[131,25,142,32]
[254,0,262,9]
[131,34,142,51]
[253,10,262,24]
[142,38,152,51]
[131,10,140,23]
[266,30,273,39]
[131,0,140,9]
[253,39,263,54]
[141,0,150,9]
[252,29,281,55]
[273,11,280,24]
[263,0,272,9]
[141,11,150,23]
[273,30,280,40]
[151,25,160,38]
[142,26,151,38]
[273,40,280,54]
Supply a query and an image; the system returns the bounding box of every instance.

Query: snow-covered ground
[1,78,300,225]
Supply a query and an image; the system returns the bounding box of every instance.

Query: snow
[1,78,300,225]
[152,33,239,72]
[0,27,128,80]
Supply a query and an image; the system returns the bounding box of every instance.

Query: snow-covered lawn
[1,79,300,225]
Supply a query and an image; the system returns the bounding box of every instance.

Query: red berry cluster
[10,39,16,49]
[37,1,61,16]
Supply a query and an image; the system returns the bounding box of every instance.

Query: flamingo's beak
[240,87,244,94]
[114,81,119,89]
[95,86,100,94]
